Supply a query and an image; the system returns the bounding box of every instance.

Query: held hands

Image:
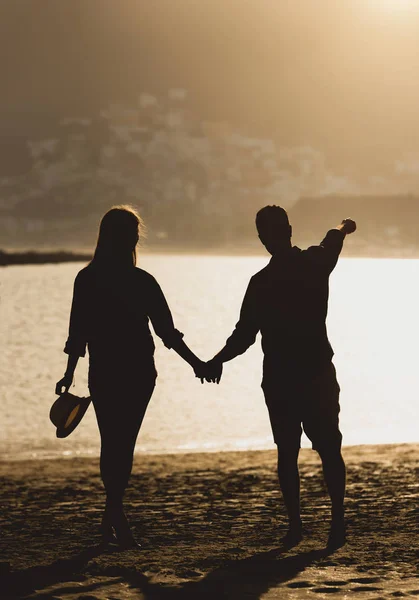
[193,358,223,384]
[55,374,73,396]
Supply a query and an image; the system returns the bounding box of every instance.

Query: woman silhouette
[55,206,206,548]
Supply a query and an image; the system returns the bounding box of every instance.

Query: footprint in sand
[287,581,313,588]
[351,587,383,593]
[350,576,382,584]
[312,588,343,594]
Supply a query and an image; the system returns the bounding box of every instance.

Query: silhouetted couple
[56,205,356,550]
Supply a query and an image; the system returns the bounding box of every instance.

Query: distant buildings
[1,89,419,251]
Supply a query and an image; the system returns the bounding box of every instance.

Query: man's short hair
[256,205,290,237]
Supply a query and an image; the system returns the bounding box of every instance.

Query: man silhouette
[206,206,356,548]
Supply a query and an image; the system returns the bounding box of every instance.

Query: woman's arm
[148,277,208,380]
[55,354,79,395]
[169,337,205,376]
[55,272,88,395]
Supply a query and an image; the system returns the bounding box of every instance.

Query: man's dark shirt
[221,229,345,379]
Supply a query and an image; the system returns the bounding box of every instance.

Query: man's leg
[317,446,346,547]
[264,380,304,546]
[276,445,303,545]
[317,447,346,523]
[305,362,346,547]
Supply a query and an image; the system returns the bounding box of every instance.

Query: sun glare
[375,0,419,12]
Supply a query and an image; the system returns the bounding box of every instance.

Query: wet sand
[1,444,418,599]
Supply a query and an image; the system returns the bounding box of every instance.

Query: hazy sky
[2,0,419,173]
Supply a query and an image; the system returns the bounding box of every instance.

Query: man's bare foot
[327,519,346,550]
[281,525,303,549]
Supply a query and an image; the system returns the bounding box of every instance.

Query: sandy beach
[1,444,418,599]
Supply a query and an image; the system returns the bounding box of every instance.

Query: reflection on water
[1,255,418,460]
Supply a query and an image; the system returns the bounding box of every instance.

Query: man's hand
[55,374,73,396]
[204,359,223,384]
[340,218,357,235]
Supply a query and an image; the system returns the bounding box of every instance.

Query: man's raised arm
[307,218,357,273]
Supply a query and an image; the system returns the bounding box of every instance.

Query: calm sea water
[1,255,418,460]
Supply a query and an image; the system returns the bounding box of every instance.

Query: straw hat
[49,392,91,438]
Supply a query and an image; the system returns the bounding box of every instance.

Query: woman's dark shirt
[64,264,183,383]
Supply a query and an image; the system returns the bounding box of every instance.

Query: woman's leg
[93,379,155,541]
[100,426,139,512]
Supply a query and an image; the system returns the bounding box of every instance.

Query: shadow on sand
[3,544,334,599]
[2,544,122,599]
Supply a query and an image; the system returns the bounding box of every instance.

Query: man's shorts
[262,361,342,452]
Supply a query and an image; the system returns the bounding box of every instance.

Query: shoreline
[1,441,418,464]
[2,247,419,266]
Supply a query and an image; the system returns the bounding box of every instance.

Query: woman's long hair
[91,205,145,269]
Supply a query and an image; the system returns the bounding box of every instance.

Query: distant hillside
[0,249,91,267]
[2,192,419,257]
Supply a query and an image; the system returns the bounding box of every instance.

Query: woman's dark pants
[91,377,156,508]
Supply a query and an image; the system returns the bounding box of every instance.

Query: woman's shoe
[110,508,141,550]
[116,531,142,550]
[100,512,118,545]
[281,525,303,549]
